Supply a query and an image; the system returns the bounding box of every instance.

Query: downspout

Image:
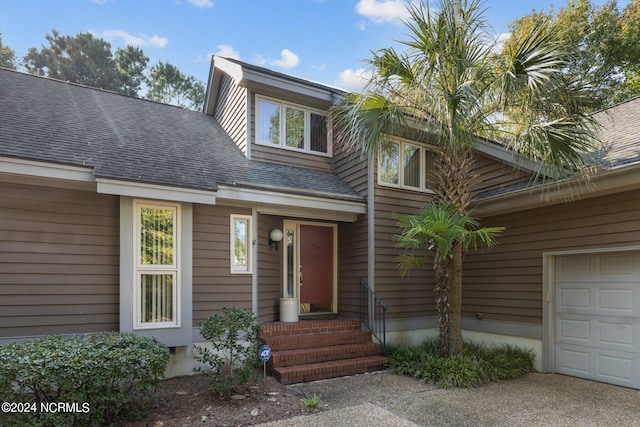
[367,156,375,291]
[367,156,376,328]
[251,207,258,315]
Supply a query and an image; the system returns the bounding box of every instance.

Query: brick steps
[273,355,387,385]
[270,342,383,368]
[259,319,386,385]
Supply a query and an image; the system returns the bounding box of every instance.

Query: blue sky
[0,0,629,91]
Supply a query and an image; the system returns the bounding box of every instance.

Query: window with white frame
[135,202,180,329]
[256,96,331,156]
[379,139,434,192]
[231,214,252,274]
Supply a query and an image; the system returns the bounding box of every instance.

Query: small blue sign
[259,344,271,362]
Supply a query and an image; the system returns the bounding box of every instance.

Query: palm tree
[332,0,602,355]
[394,203,503,355]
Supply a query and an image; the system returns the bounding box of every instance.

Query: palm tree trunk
[434,152,476,355]
[448,242,464,354]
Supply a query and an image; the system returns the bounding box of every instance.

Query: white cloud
[252,54,268,66]
[101,30,168,48]
[269,49,300,70]
[493,32,510,53]
[188,0,214,8]
[355,0,413,24]
[334,68,372,92]
[356,20,367,31]
[214,44,240,60]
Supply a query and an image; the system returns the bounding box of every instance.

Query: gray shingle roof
[592,97,640,169]
[0,68,362,201]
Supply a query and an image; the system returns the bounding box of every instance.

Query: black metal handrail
[358,277,387,352]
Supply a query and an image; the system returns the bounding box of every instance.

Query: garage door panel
[556,345,590,374]
[557,313,640,351]
[597,320,635,348]
[556,344,640,388]
[598,253,638,276]
[558,287,590,311]
[555,251,640,389]
[556,256,592,279]
[557,317,591,342]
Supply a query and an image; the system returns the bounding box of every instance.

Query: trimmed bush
[194,307,261,397]
[0,333,170,426]
[387,338,534,388]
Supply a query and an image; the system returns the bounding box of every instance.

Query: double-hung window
[135,201,180,329]
[256,96,331,156]
[379,139,434,192]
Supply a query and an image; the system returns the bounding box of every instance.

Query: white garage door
[555,251,640,389]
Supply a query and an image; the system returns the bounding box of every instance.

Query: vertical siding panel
[0,183,119,338]
[214,74,248,154]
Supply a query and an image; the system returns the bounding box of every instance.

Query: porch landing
[258,318,386,385]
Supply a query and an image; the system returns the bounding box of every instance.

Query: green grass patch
[387,339,534,388]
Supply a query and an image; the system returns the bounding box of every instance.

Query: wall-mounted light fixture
[269,228,284,251]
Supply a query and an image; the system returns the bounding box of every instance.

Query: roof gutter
[475,163,640,217]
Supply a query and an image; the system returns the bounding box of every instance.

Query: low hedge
[387,338,535,388]
[0,333,170,426]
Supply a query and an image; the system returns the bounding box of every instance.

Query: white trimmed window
[379,139,434,192]
[256,96,331,156]
[134,201,180,329]
[231,214,252,274]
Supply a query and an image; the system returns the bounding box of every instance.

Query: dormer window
[256,95,331,156]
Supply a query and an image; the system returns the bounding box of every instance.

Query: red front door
[299,224,334,310]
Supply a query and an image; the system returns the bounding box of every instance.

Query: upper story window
[379,138,435,192]
[256,96,331,156]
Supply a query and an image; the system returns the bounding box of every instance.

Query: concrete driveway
[257,371,640,427]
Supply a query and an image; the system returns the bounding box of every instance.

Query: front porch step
[270,342,383,368]
[259,319,387,385]
[272,355,387,385]
[261,330,372,352]
[259,319,361,337]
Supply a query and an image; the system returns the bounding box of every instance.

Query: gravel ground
[257,371,640,427]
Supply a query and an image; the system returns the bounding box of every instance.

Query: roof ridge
[0,67,195,112]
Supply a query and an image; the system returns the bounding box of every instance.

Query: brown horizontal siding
[338,217,368,319]
[464,189,640,325]
[257,214,281,322]
[334,146,368,318]
[251,144,334,171]
[192,205,252,324]
[0,183,119,338]
[373,180,437,320]
[333,148,368,194]
[214,73,248,154]
[249,92,334,171]
[470,153,531,195]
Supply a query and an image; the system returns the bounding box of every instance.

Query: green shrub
[301,394,322,413]
[194,307,261,397]
[0,333,170,427]
[387,338,534,388]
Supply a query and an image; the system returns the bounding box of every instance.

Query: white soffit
[97,179,217,205]
[0,157,95,182]
[216,185,365,222]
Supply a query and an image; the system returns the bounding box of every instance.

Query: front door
[283,221,336,314]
